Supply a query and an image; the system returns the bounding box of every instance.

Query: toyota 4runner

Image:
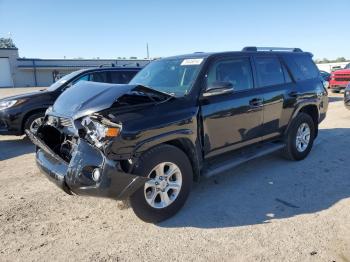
[27,47,328,223]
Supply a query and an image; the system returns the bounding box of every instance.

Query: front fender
[133,129,195,155]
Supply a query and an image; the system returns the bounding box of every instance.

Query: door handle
[249,98,263,107]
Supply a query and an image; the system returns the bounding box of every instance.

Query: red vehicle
[329,63,350,93]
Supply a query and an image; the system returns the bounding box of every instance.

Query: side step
[202,142,285,178]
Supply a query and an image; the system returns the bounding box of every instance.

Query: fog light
[92,168,101,182]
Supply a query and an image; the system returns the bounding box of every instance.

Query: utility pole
[146,43,150,60]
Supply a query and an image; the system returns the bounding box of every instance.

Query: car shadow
[0,136,35,161]
[159,128,350,228]
[328,96,343,103]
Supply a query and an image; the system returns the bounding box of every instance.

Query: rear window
[255,57,285,87]
[283,54,319,81]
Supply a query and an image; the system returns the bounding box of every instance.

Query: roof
[163,48,310,61]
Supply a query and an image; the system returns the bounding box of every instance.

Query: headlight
[81,116,121,147]
[0,100,24,110]
[45,106,53,115]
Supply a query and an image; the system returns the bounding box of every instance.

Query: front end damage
[26,81,175,200]
[26,121,148,200]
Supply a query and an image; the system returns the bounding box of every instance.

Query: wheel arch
[133,132,202,182]
[285,103,319,138]
[22,108,47,132]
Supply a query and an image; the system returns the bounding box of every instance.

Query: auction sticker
[181,59,203,66]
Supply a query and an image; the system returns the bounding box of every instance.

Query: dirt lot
[0,88,349,262]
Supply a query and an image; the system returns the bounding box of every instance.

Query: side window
[293,55,319,80]
[71,74,90,85]
[207,58,254,91]
[110,71,137,84]
[283,54,319,81]
[90,72,108,83]
[255,57,285,87]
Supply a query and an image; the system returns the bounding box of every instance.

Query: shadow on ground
[328,96,344,103]
[0,137,34,161]
[160,128,350,228]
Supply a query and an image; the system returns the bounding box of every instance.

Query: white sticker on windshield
[181,59,203,66]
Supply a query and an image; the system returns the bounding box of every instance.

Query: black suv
[0,67,141,136]
[27,47,328,223]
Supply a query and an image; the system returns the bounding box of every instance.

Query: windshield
[47,70,85,91]
[129,58,204,97]
[345,63,350,69]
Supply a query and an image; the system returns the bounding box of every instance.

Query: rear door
[200,56,264,158]
[252,55,295,139]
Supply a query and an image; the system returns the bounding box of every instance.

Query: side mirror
[203,81,234,97]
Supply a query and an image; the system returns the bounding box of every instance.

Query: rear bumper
[26,130,148,200]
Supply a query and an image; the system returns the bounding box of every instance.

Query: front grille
[59,117,73,128]
[334,78,350,82]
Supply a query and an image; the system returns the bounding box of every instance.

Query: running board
[202,142,285,178]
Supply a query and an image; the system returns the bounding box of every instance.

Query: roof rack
[99,63,116,68]
[242,46,303,52]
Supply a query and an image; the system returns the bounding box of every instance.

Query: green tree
[0,38,17,48]
[335,57,346,62]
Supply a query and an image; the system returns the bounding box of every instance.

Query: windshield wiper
[133,85,175,98]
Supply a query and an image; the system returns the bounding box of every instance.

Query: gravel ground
[0,88,349,262]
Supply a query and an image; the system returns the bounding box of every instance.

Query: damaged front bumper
[26,130,148,200]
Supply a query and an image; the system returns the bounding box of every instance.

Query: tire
[24,113,45,134]
[129,144,193,223]
[283,112,315,161]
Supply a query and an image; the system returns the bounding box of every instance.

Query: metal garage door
[0,58,13,87]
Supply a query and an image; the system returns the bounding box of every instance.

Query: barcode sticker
[181,59,203,66]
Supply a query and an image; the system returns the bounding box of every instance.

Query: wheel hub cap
[296,122,311,152]
[144,162,182,209]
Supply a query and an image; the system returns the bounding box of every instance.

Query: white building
[0,48,149,87]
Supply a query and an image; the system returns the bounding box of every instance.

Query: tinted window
[293,56,319,79]
[90,72,108,83]
[72,74,89,85]
[283,54,319,81]
[255,57,285,87]
[110,71,137,84]
[207,58,253,91]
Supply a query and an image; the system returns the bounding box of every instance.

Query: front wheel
[283,112,315,161]
[129,144,193,223]
[24,113,45,134]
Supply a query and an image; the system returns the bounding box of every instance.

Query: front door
[200,56,264,158]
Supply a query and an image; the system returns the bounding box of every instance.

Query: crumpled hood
[51,81,169,120]
[52,81,135,120]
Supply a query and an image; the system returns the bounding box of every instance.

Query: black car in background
[27,47,328,223]
[0,67,141,135]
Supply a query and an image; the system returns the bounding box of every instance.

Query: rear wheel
[129,144,193,223]
[24,113,45,134]
[283,112,315,161]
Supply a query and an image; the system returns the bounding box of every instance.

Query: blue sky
[0,0,349,60]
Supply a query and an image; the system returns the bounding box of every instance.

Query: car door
[252,55,295,139]
[200,56,264,158]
